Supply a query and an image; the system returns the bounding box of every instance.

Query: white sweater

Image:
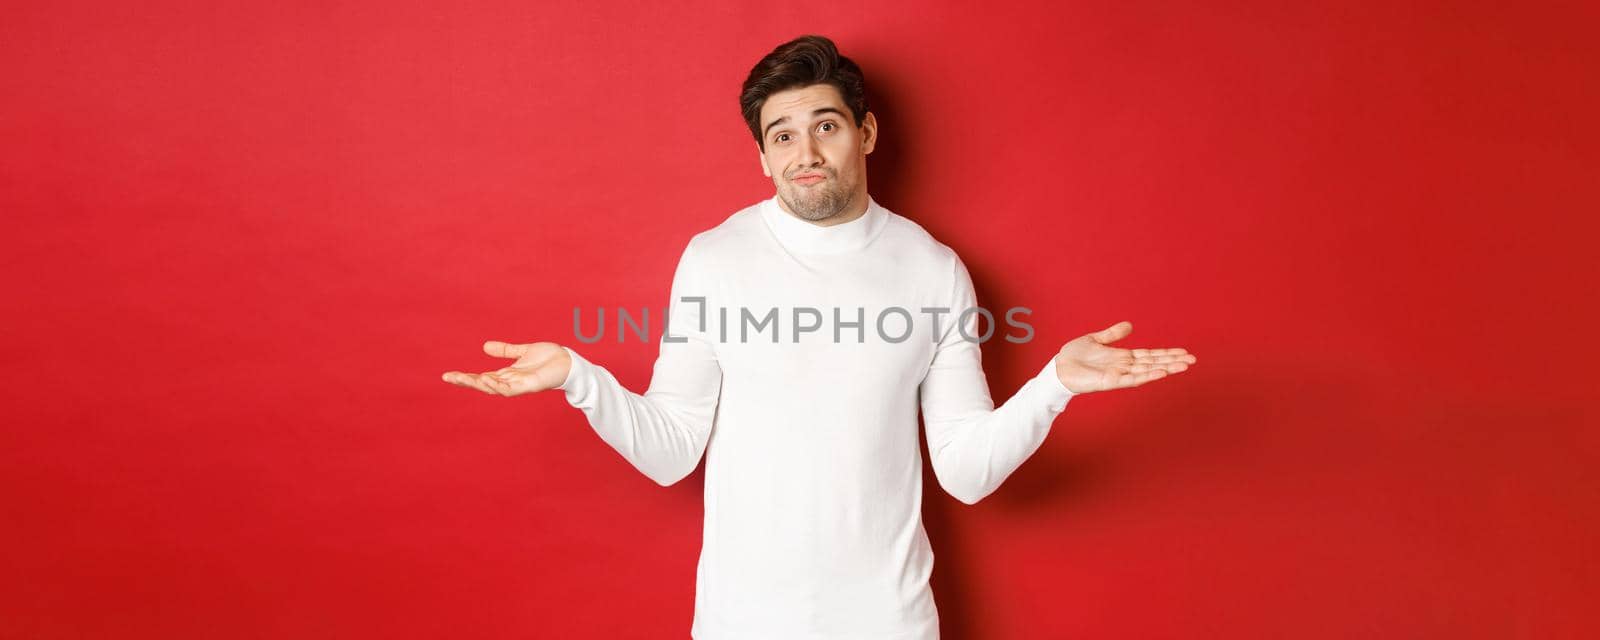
[556,194,1075,639]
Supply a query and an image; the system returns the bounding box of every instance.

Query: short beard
[781,178,855,222]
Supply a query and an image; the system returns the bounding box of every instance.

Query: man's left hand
[1054,321,1196,394]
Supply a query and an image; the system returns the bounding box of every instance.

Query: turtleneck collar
[758,193,889,255]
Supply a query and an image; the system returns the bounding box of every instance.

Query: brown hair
[740,35,870,151]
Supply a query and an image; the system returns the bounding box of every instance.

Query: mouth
[792,173,827,185]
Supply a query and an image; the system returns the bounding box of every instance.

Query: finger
[444,371,499,395]
[1134,362,1195,384]
[1128,359,1188,372]
[1133,353,1197,365]
[493,368,546,392]
[1131,348,1195,361]
[467,373,501,395]
[1124,368,1169,387]
[483,340,529,359]
[1091,321,1133,345]
[481,373,513,396]
[443,371,486,389]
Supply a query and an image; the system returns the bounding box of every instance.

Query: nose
[796,135,823,169]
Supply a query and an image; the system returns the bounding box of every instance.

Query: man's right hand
[441,341,572,397]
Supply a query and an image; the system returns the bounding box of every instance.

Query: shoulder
[874,208,981,306]
[691,205,762,250]
[673,199,766,271]
[877,207,966,274]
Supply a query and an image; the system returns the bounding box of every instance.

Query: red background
[3,1,1596,638]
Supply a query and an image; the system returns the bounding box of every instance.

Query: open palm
[441,340,571,397]
[1054,321,1196,394]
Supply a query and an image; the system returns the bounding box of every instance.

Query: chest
[701,254,947,392]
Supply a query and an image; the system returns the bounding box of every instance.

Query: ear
[861,111,878,155]
[757,142,771,178]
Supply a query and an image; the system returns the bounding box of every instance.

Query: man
[443,35,1195,640]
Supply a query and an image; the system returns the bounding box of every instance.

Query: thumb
[1091,321,1133,345]
[482,340,529,359]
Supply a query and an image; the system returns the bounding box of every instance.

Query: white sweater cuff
[1034,355,1075,410]
[555,346,588,394]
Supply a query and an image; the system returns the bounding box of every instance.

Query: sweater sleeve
[918,254,1074,504]
[555,242,723,486]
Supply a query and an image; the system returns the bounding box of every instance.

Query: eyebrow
[763,107,847,138]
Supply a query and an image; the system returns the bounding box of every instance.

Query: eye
[774,133,791,144]
[818,122,836,133]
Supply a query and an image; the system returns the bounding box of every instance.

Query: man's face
[757,83,878,223]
